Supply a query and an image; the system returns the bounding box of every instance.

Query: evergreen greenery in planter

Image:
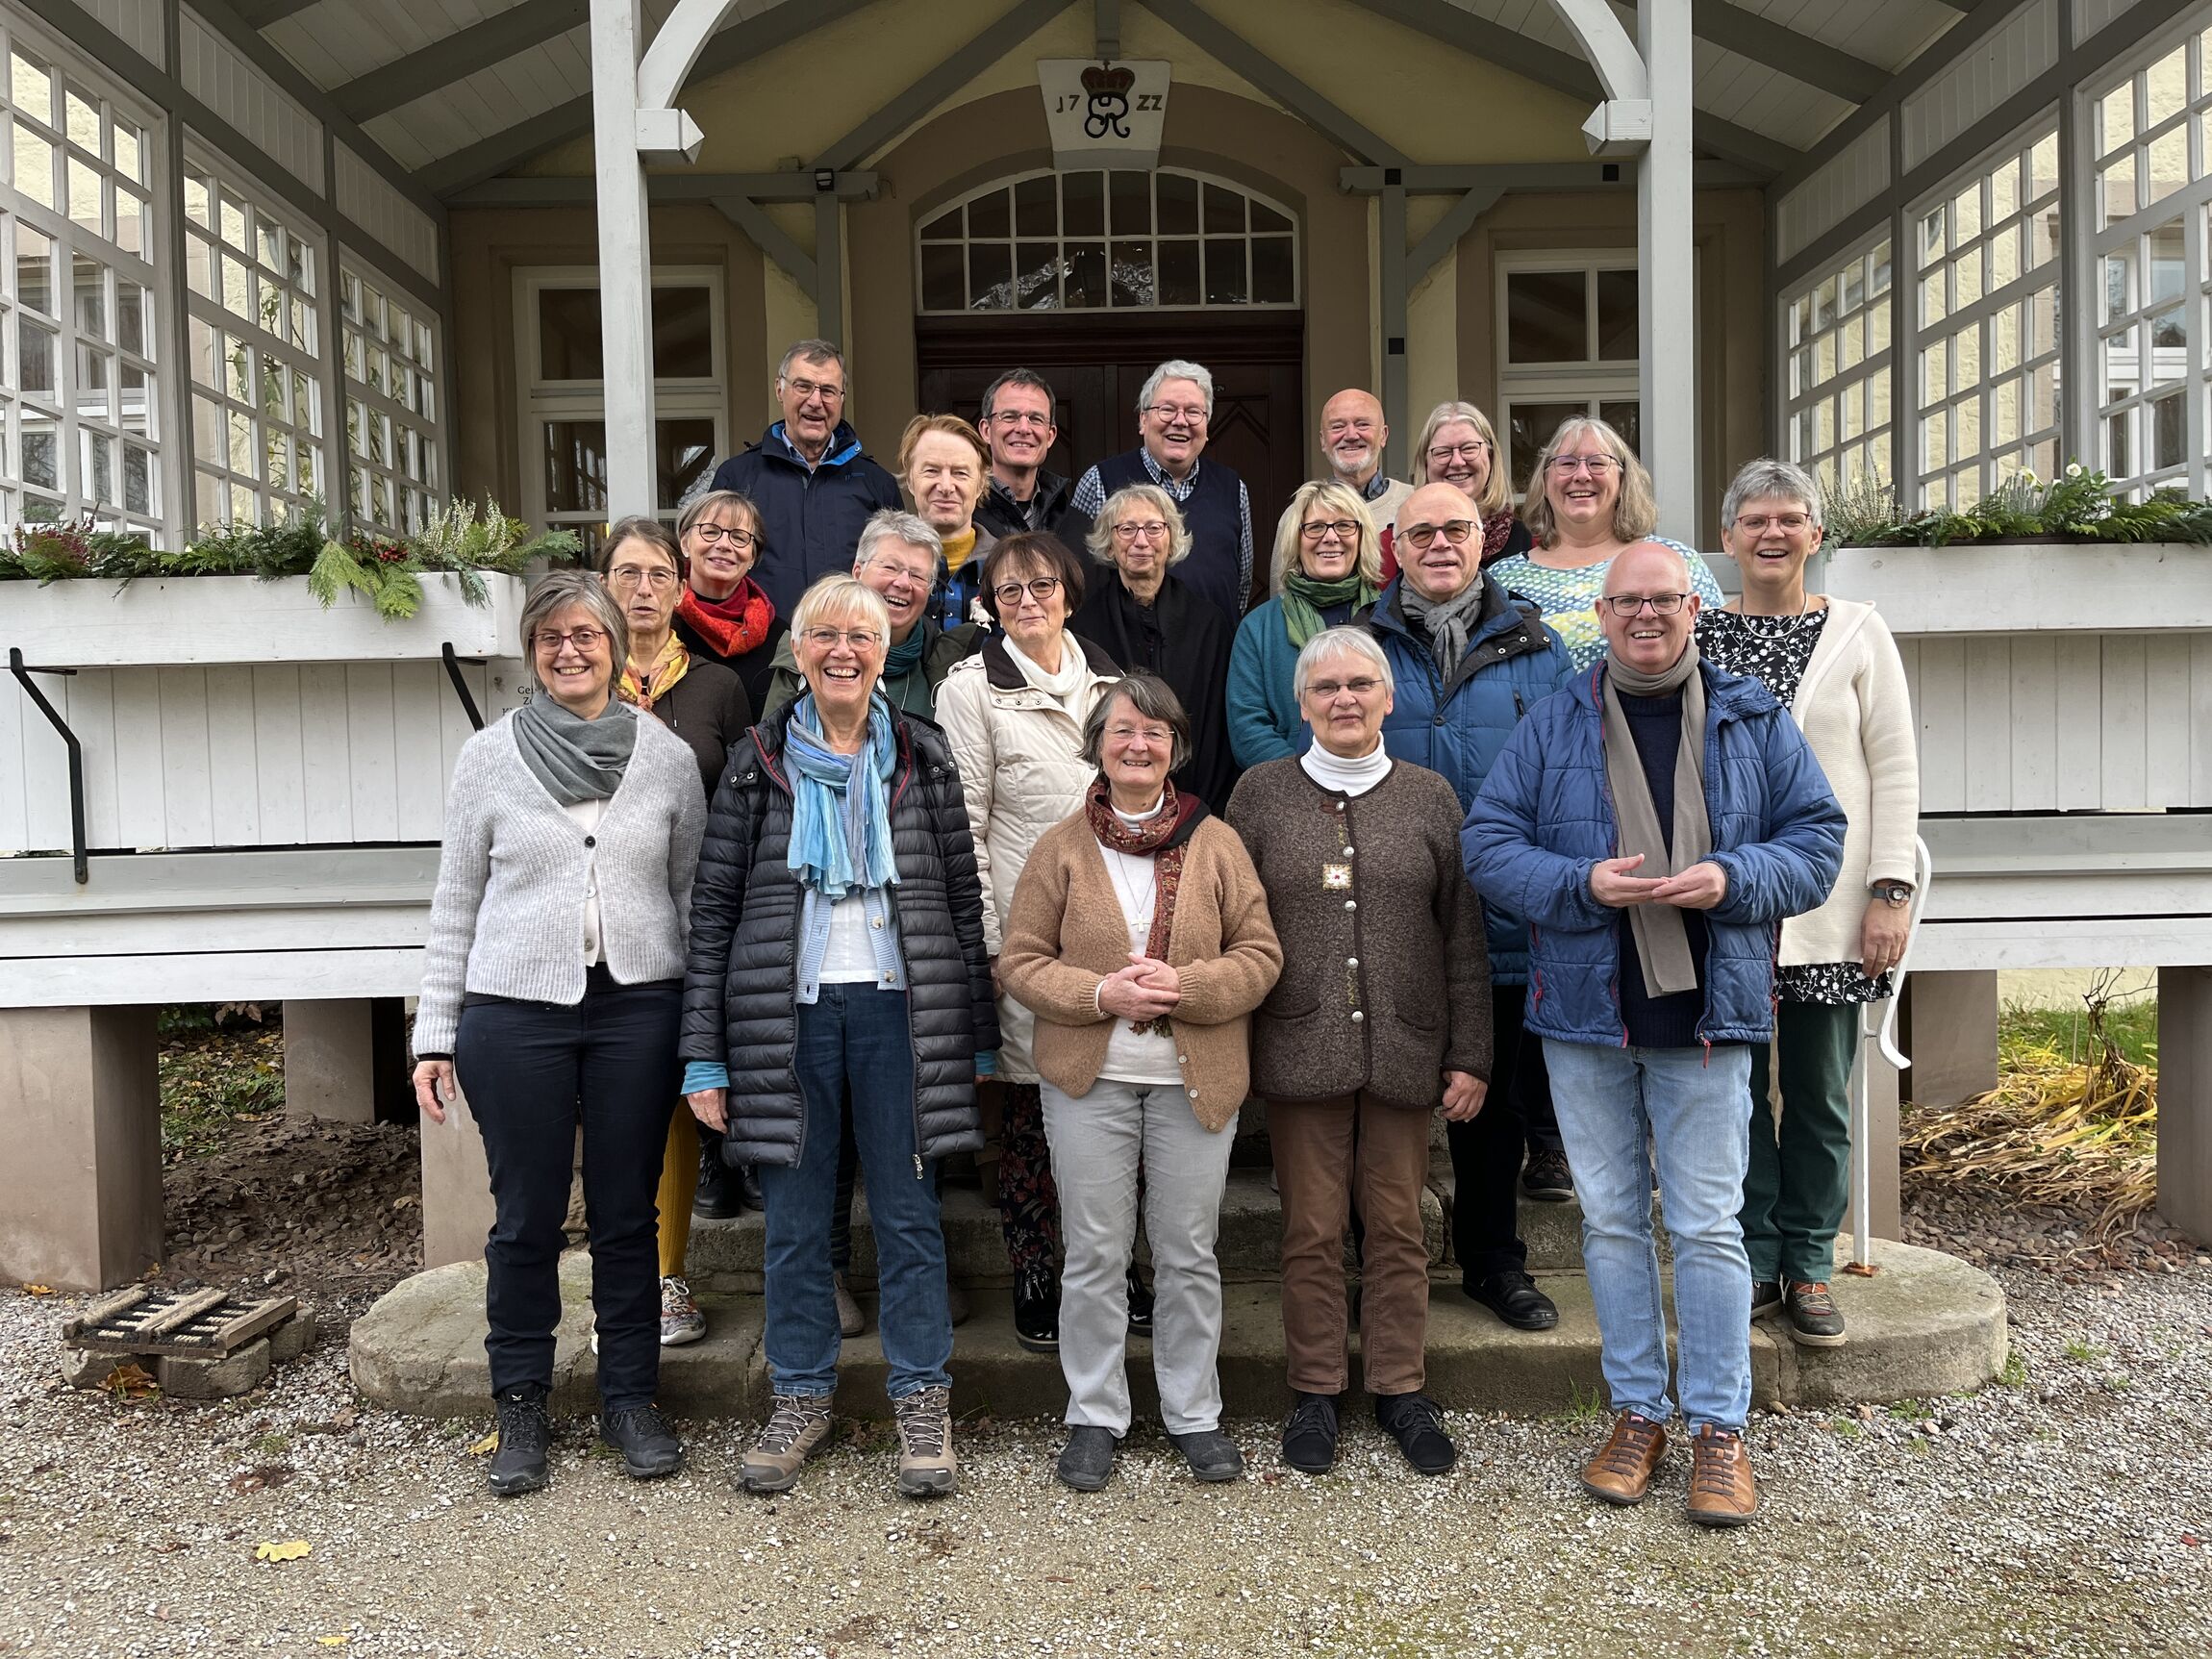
[1,498,581,618]
[1824,465,2212,550]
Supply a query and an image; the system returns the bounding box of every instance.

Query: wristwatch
[1871,881,1914,908]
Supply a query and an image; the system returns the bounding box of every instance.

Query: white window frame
[1493,250,1644,490]
[513,264,727,543]
[1907,116,2064,510]
[2082,16,2212,500]
[181,138,330,531]
[341,247,442,539]
[0,13,167,539]
[1779,232,1896,499]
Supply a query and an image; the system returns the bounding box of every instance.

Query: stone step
[350,1239,2006,1423]
[681,1168,1610,1294]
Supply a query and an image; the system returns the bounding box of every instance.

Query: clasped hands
[1590,852,1728,911]
[1097,952,1182,1021]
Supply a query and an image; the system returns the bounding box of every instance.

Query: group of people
[412,338,1920,1531]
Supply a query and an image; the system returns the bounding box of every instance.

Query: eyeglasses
[1144,403,1208,425]
[1733,512,1814,535]
[867,562,936,590]
[800,626,884,651]
[689,523,758,548]
[607,564,678,590]
[1300,519,1363,541]
[1426,440,1492,463]
[1399,519,1475,551]
[986,409,1052,428]
[1602,593,1689,616]
[1111,520,1170,541]
[533,626,610,652]
[1547,454,1619,476]
[1106,723,1173,744]
[993,576,1064,606]
[1303,676,1385,700]
[782,376,844,404]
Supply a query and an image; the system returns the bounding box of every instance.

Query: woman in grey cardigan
[411,568,706,1500]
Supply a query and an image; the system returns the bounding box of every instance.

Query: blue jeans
[1542,1039,1754,1433]
[758,984,951,1400]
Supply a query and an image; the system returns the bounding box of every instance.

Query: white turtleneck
[1299,737,1393,797]
[1094,790,1182,1086]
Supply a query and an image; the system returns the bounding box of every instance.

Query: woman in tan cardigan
[1702,458,1919,1349]
[999,672,1281,1493]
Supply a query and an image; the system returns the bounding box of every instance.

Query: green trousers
[1741,999,1859,1285]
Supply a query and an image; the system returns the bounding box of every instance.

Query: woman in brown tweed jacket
[1222,625,1492,1481]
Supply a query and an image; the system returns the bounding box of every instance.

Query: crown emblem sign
[1081,63,1136,97]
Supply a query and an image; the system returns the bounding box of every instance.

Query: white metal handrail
[1848,835,1933,1270]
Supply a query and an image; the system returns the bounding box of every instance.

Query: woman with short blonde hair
[674,489,787,708]
[1410,401,1526,566]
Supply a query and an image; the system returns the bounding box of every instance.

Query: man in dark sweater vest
[1066,359,1254,620]
[1462,540,1846,1531]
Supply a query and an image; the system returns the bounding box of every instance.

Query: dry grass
[1901,980,2159,1244]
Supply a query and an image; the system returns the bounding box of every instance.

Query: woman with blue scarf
[681,575,997,1500]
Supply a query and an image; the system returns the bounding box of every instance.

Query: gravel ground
[5,1198,2209,1659]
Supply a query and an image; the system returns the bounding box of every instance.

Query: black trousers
[455,968,681,1411]
[1447,987,1553,1282]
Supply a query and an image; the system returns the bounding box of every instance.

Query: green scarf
[1280,569,1378,649]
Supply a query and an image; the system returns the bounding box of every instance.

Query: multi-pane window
[1912,128,2062,508]
[341,257,440,536]
[183,152,325,529]
[917,169,1297,313]
[1493,255,1642,491]
[2091,27,2212,496]
[514,267,723,551]
[0,27,159,536]
[1783,237,1894,495]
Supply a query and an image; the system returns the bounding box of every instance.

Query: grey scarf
[513,695,639,806]
[1600,641,1711,997]
[1400,576,1492,676]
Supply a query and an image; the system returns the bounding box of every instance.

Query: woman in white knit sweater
[410,569,706,1498]
[1698,459,1919,1349]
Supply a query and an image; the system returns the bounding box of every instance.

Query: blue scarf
[784,692,900,898]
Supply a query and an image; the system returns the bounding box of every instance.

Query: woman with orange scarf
[672,490,788,710]
[602,516,755,1345]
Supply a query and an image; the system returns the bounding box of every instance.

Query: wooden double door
[916,312,1308,578]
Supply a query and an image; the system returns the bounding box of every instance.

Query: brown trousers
[1269,1091,1433,1396]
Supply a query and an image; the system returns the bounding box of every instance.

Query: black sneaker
[1521,1147,1574,1201]
[1750,1278,1784,1321]
[1125,1266,1155,1337]
[1056,1425,1117,1492]
[1281,1392,1340,1475]
[1467,1269,1560,1331]
[1167,1428,1244,1482]
[488,1385,551,1497]
[691,1146,745,1219]
[1013,1267,1061,1354]
[600,1403,683,1479]
[1374,1391,1457,1476]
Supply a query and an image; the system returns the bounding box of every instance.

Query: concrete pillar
[419,1077,495,1269]
[0,1006,163,1290]
[1901,970,2000,1105]
[2156,967,2211,1245]
[283,999,378,1123]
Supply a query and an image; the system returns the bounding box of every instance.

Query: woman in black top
[672,490,789,710]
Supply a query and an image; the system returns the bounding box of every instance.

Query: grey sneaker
[892,1386,957,1497]
[1056,1424,1118,1491]
[739,1393,834,1494]
[1167,1428,1244,1482]
[1783,1280,1847,1346]
[660,1276,706,1346]
[834,1272,866,1338]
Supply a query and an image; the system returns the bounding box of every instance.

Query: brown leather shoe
[1685,1425,1760,1526]
[1581,1411,1669,1505]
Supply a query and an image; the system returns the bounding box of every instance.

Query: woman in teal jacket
[1226,479,1382,767]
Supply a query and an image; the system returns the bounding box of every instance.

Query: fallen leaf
[230,1465,293,1495]
[253,1539,313,1563]
[316,1638,349,1647]
[22,1284,53,1296]
[466,1432,499,1457]
[101,1362,159,1401]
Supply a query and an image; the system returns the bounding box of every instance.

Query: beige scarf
[1600,641,1711,997]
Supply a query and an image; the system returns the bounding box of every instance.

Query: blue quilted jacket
[1365,576,1572,985]
[1461,659,1846,1047]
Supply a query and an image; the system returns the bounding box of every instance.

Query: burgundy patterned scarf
[1084,777,1201,1034]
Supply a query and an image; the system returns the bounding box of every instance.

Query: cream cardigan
[1777,597,1919,967]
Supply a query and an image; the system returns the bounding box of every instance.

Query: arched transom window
[917,168,1298,313]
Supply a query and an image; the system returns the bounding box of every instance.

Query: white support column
[1638,0,1697,543]
[591,0,659,519]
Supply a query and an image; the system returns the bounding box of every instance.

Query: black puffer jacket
[680,699,998,1168]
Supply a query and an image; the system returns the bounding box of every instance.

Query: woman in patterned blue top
[1487,416,1724,670]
